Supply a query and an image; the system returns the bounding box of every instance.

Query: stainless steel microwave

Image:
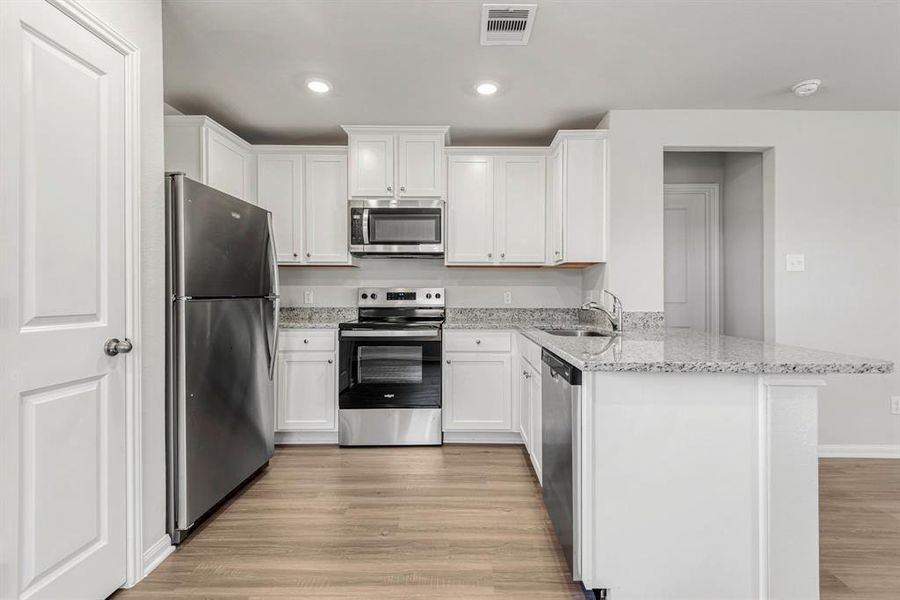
[349,199,444,256]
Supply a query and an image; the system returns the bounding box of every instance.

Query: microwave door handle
[362,208,370,245]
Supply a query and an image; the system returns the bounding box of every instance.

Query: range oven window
[339,337,441,410]
[369,210,441,244]
[357,346,422,384]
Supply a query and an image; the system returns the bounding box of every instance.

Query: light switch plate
[304,290,314,304]
[786,254,806,272]
[503,291,512,305]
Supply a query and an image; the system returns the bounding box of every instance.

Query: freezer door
[175,297,275,529]
[170,174,274,298]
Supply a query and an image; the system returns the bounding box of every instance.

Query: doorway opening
[663,151,768,340]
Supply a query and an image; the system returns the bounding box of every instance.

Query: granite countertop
[518,327,893,374]
[279,307,355,330]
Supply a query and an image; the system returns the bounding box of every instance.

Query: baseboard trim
[142,533,174,577]
[818,444,900,458]
[275,430,339,445]
[443,431,523,444]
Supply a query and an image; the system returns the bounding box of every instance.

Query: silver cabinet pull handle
[475,339,481,344]
[304,339,309,344]
[104,338,133,356]
[500,253,505,258]
[306,252,311,258]
[487,253,492,258]
[446,359,451,364]
[386,185,393,192]
[327,359,333,364]
[400,186,406,192]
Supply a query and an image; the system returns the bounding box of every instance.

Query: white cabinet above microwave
[343,126,450,199]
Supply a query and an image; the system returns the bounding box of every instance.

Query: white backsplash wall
[279,259,585,307]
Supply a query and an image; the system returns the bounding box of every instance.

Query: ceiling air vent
[480,4,537,46]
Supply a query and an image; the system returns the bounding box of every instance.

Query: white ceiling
[162,0,900,146]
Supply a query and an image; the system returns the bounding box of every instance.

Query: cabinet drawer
[444,331,511,353]
[279,330,336,352]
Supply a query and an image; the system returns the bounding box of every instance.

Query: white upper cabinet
[304,154,349,263]
[348,133,394,197]
[257,153,303,262]
[397,134,443,197]
[548,130,608,264]
[257,147,351,266]
[446,154,494,263]
[164,115,256,203]
[344,126,448,199]
[446,150,546,266]
[494,155,546,264]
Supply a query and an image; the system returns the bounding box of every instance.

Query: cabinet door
[495,156,546,264]
[446,155,494,264]
[304,154,349,263]
[276,351,336,431]
[398,134,443,197]
[548,144,565,264]
[518,358,532,449]
[257,154,302,262]
[443,352,512,431]
[529,364,542,482]
[349,134,394,197]
[205,127,251,201]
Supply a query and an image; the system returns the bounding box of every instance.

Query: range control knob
[370,293,378,300]
[361,293,368,299]
[426,293,432,299]
[435,293,441,299]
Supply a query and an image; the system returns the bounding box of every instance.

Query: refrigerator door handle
[265,212,280,380]
[266,213,280,298]
[268,296,280,380]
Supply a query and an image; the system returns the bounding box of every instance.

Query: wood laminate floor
[117,448,900,599]
[116,445,588,599]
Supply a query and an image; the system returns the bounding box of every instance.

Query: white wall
[280,260,584,307]
[80,0,167,557]
[604,110,900,448]
[722,153,764,340]
[663,151,725,187]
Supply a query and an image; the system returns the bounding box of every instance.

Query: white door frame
[46,0,146,588]
[663,183,722,333]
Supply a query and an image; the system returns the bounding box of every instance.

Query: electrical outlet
[891,396,900,415]
[786,254,806,272]
[503,291,512,305]
[304,290,314,305]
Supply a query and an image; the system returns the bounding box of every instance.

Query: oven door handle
[340,329,440,338]
[362,208,370,245]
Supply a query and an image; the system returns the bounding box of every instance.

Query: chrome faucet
[581,290,624,333]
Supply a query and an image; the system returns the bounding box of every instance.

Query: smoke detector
[480,4,537,46]
[792,79,822,97]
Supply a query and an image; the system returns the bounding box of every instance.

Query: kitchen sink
[540,328,614,337]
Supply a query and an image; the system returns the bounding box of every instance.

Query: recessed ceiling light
[306,79,332,94]
[475,81,499,96]
[792,79,821,97]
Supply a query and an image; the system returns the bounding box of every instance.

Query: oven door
[338,330,442,409]
[349,200,443,255]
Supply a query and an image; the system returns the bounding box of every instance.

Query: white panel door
[495,156,546,264]
[442,353,512,431]
[446,155,494,264]
[276,352,337,431]
[548,144,565,264]
[397,134,442,197]
[257,154,302,262]
[528,363,542,483]
[349,134,394,197]
[664,187,714,330]
[304,154,349,263]
[205,127,250,201]
[518,359,532,449]
[1,2,129,598]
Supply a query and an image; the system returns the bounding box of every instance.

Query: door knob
[104,338,133,356]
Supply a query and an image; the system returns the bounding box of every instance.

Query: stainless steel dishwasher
[542,348,582,581]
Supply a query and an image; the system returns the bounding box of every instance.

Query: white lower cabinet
[275,331,338,438]
[442,331,515,434]
[518,335,543,481]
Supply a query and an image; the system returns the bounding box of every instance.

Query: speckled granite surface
[519,327,894,374]
[444,308,582,330]
[280,307,356,329]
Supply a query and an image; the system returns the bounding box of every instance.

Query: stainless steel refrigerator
[165,173,279,544]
